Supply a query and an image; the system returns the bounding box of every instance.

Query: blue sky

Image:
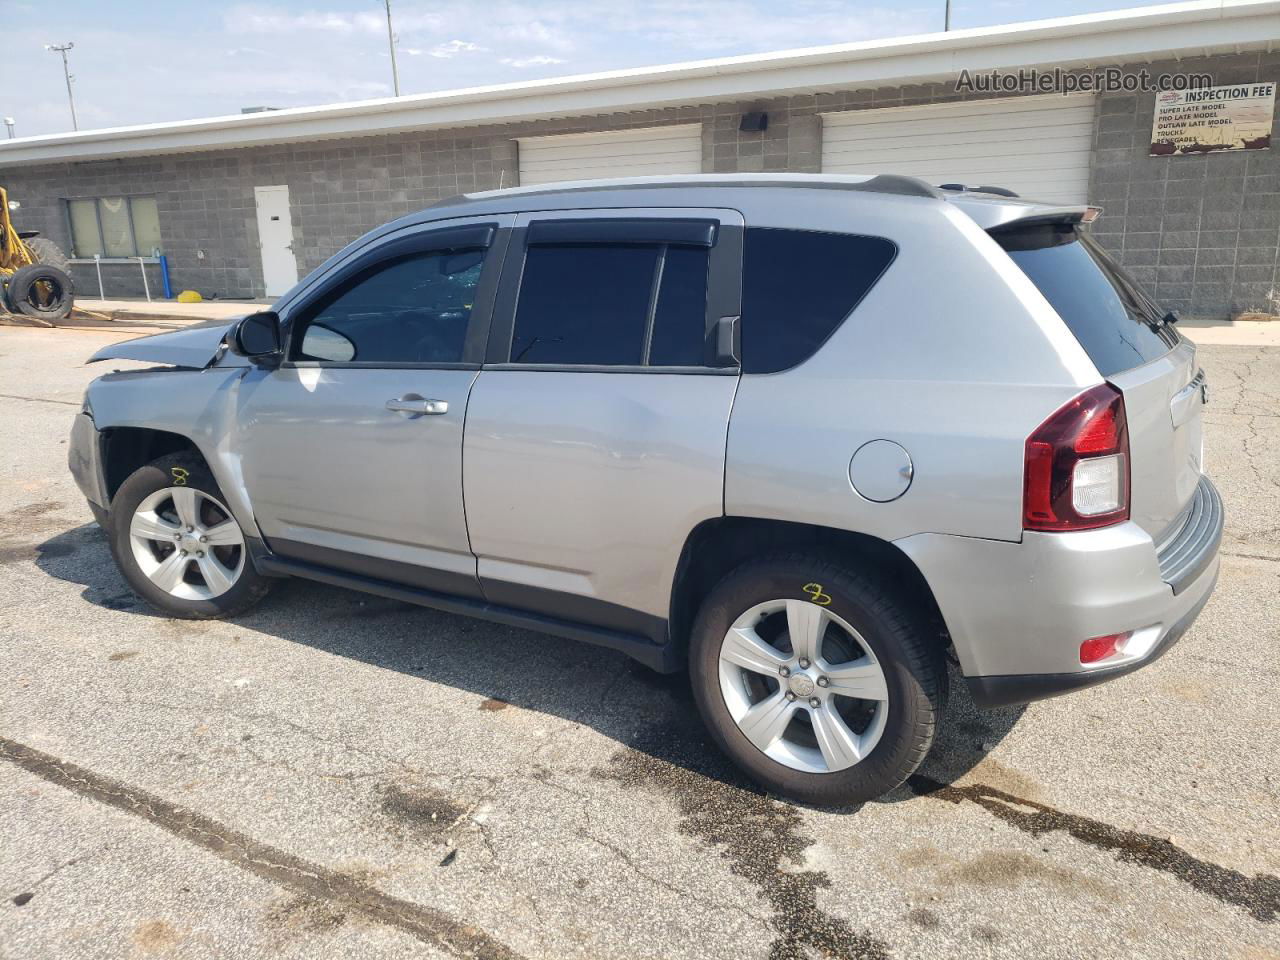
[5,0,1177,138]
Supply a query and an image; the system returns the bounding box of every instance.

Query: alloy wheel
[128,487,245,600]
[718,598,888,774]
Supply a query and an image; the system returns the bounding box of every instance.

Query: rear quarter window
[741,228,897,374]
[995,224,1178,377]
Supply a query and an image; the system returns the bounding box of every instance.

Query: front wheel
[108,453,274,618]
[689,554,946,805]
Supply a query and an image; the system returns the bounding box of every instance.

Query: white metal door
[517,124,703,185]
[820,95,1096,204]
[254,184,299,297]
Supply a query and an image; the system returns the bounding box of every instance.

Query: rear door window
[995,224,1178,377]
[510,242,710,366]
[741,228,897,374]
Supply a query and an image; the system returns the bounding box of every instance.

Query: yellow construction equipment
[1,186,74,320]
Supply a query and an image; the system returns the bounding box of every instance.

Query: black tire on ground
[23,236,73,276]
[108,452,275,619]
[6,263,74,321]
[688,553,947,806]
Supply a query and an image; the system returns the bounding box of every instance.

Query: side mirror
[229,311,282,364]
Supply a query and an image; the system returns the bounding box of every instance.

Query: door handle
[386,395,448,417]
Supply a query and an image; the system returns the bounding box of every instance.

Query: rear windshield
[995,223,1178,376]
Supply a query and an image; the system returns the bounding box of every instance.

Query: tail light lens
[1024,383,1129,531]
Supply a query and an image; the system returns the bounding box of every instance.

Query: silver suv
[69,174,1222,804]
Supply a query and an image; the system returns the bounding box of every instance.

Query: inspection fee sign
[1150,82,1275,156]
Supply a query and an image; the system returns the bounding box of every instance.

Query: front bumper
[68,412,108,510]
[896,476,1223,709]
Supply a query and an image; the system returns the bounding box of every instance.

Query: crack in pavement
[1221,551,1280,563]
[595,721,890,960]
[0,393,80,406]
[0,736,525,960]
[9,845,109,907]
[907,775,1280,923]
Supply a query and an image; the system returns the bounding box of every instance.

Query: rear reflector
[1080,632,1129,664]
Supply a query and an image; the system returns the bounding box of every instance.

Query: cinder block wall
[1086,49,1280,318]
[3,51,1275,316]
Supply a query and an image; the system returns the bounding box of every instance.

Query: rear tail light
[1024,383,1129,531]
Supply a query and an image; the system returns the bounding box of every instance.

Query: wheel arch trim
[669,516,954,661]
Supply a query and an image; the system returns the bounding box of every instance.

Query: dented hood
[88,319,239,368]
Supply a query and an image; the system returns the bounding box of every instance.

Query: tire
[7,263,74,321]
[689,553,946,806]
[24,237,72,276]
[108,452,274,619]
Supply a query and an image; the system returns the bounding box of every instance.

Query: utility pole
[944,0,951,31]
[383,0,401,97]
[45,42,78,130]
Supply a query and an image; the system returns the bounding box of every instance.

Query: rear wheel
[108,453,274,618]
[6,263,74,320]
[689,553,946,805]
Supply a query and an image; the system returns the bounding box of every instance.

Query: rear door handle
[386,395,448,417]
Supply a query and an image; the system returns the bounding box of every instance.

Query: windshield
[995,223,1178,376]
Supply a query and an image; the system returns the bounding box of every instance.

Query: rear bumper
[963,564,1217,708]
[895,476,1223,709]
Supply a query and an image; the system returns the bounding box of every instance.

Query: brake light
[1024,383,1129,531]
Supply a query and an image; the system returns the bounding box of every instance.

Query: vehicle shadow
[35,522,1025,808]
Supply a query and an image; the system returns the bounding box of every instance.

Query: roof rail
[436,172,944,208]
[939,183,1021,198]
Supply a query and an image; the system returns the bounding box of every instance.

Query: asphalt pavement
[1,323,1277,960]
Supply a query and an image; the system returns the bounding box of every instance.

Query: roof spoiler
[956,201,1102,232]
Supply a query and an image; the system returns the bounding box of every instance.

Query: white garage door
[821,95,1096,204]
[517,124,703,186]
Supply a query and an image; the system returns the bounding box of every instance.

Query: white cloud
[224,5,443,36]
[429,39,484,58]
[225,8,384,34]
[500,55,567,68]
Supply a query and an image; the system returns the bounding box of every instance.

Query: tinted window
[292,249,484,364]
[997,225,1177,376]
[741,229,896,374]
[511,242,710,366]
[648,246,709,365]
